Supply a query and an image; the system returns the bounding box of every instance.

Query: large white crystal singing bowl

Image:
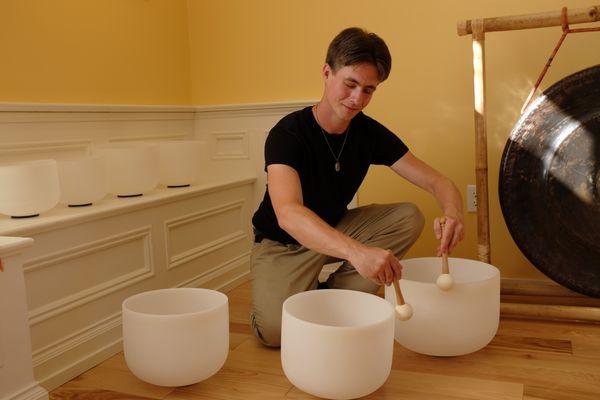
[96,143,159,197]
[58,155,108,206]
[282,289,394,400]
[158,140,203,187]
[384,257,500,356]
[122,288,229,387]
[0,159,60,218]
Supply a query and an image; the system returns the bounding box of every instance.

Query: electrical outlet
[467,184,477,213]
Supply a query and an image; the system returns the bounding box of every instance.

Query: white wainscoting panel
[209,131,249,160]
[165,200,246,270]
[0,103,261,391]
[24,226,155,326]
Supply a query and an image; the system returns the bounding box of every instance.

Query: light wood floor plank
[287,369,522,400]
[58,366,174,399]
[523,384,600,400]
[166,365,293,400]
[98,353,130,372]
[229,331,251,351]
[497,318,600,342]
[391,343,600,393]
[487,335,572,354]
[225,336,285,376]
[571,337,600,359]
[51,388,156,400]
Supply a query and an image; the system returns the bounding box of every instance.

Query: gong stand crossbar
[457,4,600,265]
[457,5,600,321]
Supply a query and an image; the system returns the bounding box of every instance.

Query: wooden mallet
[392,279,413,320]
[436,217,454,291]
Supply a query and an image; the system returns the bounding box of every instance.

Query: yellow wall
[0,0,191,104]
[188,0,600,279]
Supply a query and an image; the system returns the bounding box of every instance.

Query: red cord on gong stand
[521,6,600,114]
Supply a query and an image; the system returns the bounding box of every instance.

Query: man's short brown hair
[325,27,392,82]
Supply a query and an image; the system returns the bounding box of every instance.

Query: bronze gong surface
[499,64,600,298]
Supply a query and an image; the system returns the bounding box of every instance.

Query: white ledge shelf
[0,236,34,256]
[0,175,256,236]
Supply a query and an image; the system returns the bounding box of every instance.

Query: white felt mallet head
[392,279,413,321]
[436,273,454,291]
[395,303,413,321]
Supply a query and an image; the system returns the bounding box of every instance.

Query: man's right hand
[347,244,402,286]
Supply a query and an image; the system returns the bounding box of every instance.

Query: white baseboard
[6,383,48,400]
[38,339,123,392]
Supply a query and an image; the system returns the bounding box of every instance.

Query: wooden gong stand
[457,5,600,322]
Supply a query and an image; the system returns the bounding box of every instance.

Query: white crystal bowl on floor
[0,159,60,218]
[281,289,394,400]
[158,140,203,187]
[384,257,500,356]
[57,155,108,206]
[122,288,229,387]
[96,143,159,197]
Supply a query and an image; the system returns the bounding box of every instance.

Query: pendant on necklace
[335,161,341,172]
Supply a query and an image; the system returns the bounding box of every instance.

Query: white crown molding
[0,100,316,115]
[0,101,313,122]
[194,100,316,118]
[0,103,196,113]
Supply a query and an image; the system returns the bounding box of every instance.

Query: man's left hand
[434,215,464,255]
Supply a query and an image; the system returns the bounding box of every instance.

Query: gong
[499,64,600,298]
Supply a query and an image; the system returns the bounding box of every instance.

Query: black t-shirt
[252,106,408,244]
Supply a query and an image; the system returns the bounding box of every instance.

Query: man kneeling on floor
[250,27,465,347]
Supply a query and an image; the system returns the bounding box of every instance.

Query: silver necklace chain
[314,103,350,172]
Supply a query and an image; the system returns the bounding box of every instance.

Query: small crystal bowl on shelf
[0,159,60,218]
[158,140,204,188]
[95,143,159,197]
[57,154,108,207]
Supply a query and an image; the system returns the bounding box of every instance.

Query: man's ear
[323,63,332,79]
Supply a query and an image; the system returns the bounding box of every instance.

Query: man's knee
[387,202,425,240]
[251,312,282,348]
[402,202,425,238]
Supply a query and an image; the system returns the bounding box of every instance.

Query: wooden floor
[51,281,600,400]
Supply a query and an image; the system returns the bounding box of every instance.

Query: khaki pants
[250,202,425,347]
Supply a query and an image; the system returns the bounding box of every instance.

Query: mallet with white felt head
[392,279,413,321]
[436,217,454,291]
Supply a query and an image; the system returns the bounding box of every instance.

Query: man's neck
[314,101,350,134]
